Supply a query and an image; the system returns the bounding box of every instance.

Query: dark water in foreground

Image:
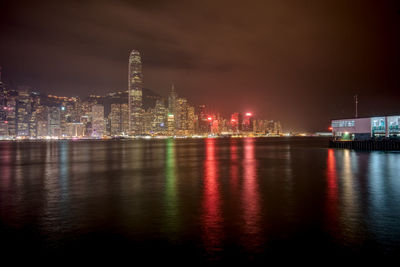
[1,137,400,262]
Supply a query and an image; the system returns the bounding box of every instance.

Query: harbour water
[1,137,400,262]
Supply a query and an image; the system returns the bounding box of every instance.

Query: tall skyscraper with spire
[0,66,5,108]
[168,84,177,115]
[128,50,143,135]
[167,84,178,134]
[0,66,7,137]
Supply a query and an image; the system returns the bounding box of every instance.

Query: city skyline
[2,1,400,262]
[1,0,399,131]
[0,52,283,139]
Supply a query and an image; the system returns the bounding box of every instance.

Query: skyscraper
[0,66,7,137]
[128,50,143,135]
[154,99,167,134]
[243,112,254,132]
[48,106,61,137]
[197,104,208,134]
[0,66,5,118]
[109,103,130,136]
[230,112,242,133]
[167,85,177,134]
[16,87,32,137]
[91,104,105,138]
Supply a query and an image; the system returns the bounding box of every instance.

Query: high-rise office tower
[187,105,195,135]
[175,97,187,134]
[16,87,32,137]
[109,104,121,136]
[243,112,254,132]
[48,106,61,137]
[154,99,166,134]
[197,104,208,134]
[274,121,282,135]
[34,105,48,137]
[0,66,6,121]
[109,103,129,136]
[230,112,242,133]
[0,66,7,137]
[5,94,17,137]
[142,109,154,134]
[128,50,143,135]
[120,103,129,135]
[167,85,177,134]
[91,104,105,138]
[168,85,177,115]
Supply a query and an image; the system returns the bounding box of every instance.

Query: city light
[0,49,283,139]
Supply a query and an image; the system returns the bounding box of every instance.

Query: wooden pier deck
[329,139,400,150]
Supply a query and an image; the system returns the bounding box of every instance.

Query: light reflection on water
[202,138,223,258]
[1,138,400,260]
[241,138,262,253]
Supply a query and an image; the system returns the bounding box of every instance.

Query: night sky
[1,0,400,131]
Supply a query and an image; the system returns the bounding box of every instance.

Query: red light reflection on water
[242,138,262,251]
[201,138,223,256]
[230,138,239,191]
[325,149,339,229]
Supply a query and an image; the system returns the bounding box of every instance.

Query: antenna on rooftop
[354,94,359,118]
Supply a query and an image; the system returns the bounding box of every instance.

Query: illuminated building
[34,105,48,137]
[48,106,61,137]
[30,104,47,137]
[0,67,288,138]
[168,85,177,114]
[172,97,196,136]
[66,122,85,137]
[28,92,41,137]
[220,117,229,133]
[120,103,129,134]
[143,109,155,134]
[91,104,105,138]
[0,66,6,123]
[109,104,121,136]
[187,105,195,135]
[274,121,282,135]
[109,103,129,136]
[175,97,187,135]
[331,116,400,140]
[242,112,254,132]
[154,99,167,134]
[211,118,219,135]
[0,67,8,137]
[16,87,31,137]
[168,85,178,131]
[59,102,75,136]
[197,104,208,134]
[0,121,7,137]
[253,119,269,135]
[167,113,175,135]
[206,115,220,135]
[265,120,282,135]
[230,112,242,133]
[5,94,17,137]
[128,50,143,135]
[37,120,48,137]
[387,116,400,137]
